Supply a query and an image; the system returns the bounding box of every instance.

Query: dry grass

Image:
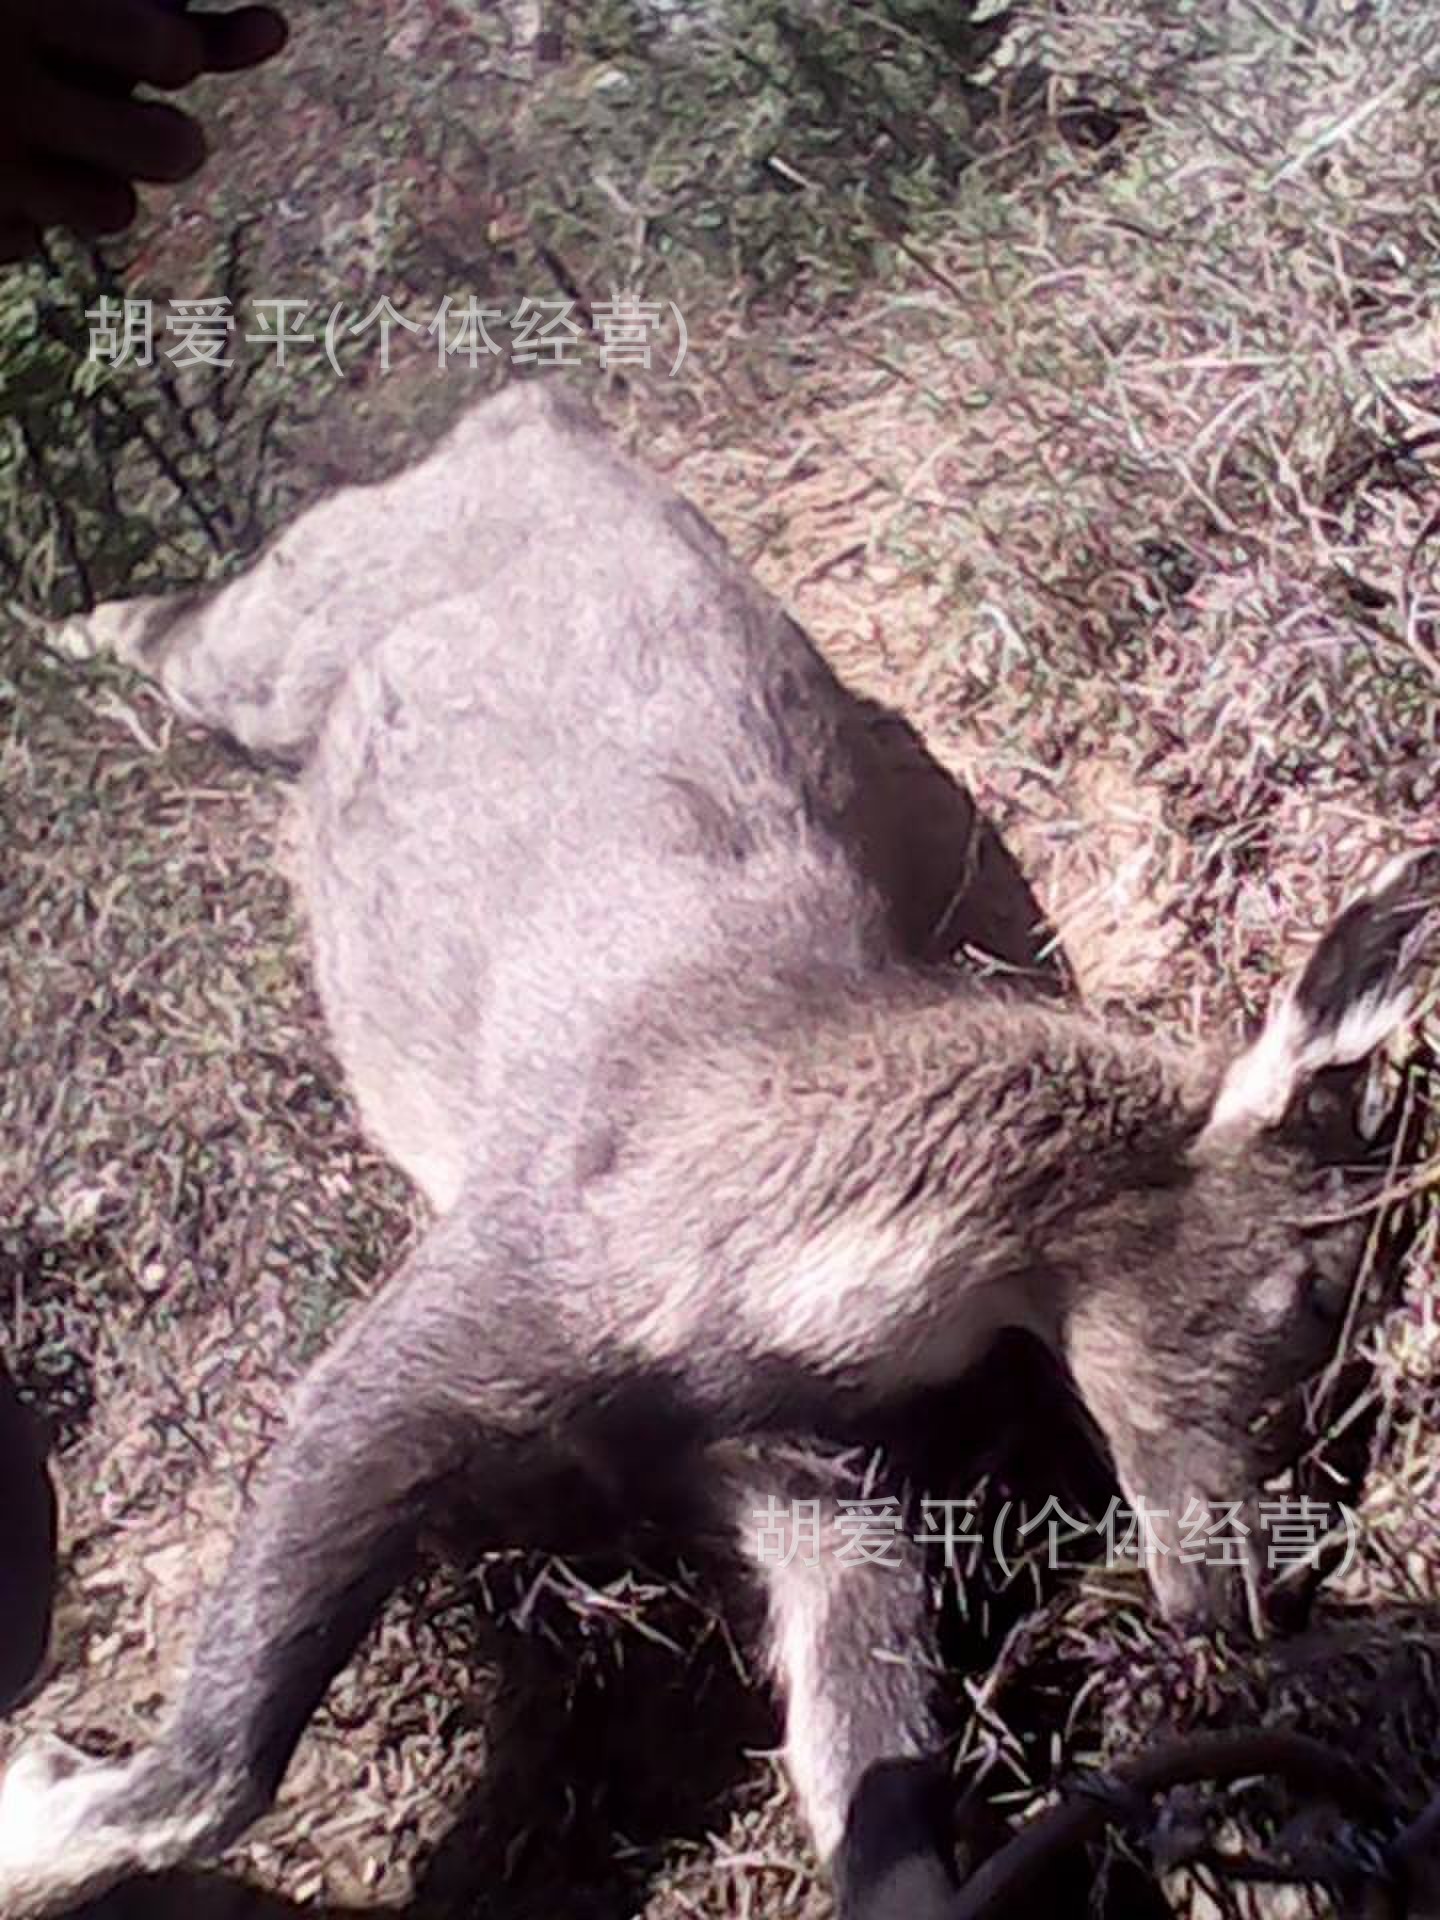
[3,1,1440,1916]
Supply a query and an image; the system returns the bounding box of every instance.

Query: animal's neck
[599,976,1203,1404]
[695,976,1198,1234]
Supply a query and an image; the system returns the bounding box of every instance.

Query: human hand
[0,0,288,263]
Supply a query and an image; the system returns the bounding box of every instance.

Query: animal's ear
[1197,848,1440,1150]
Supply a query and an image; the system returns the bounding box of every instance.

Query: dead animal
[1,382,1434,1920]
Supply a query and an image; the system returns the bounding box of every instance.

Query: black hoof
[835,1756,958,1920]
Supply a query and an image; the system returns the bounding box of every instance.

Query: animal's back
[295,482,898,1207]
[87,382,1052,1205]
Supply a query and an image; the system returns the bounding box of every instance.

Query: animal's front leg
[723,1442,957,1920]
[0,1211,561,1918]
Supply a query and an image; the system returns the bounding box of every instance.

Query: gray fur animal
[0,382,1432,1920]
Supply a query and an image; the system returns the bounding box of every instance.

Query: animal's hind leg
[722,1444,956,1920]
[53,555,368,771]
[0,1211,567,1919]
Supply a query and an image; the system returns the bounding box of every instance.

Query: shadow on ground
[75,1578,777,1920]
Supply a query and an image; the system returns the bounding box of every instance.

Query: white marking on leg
[762,1554,854,1863]
[0,1736,216,1919]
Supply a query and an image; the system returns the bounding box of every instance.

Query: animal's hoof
[0,1732,234,1914]
[0,1735,115,1916]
